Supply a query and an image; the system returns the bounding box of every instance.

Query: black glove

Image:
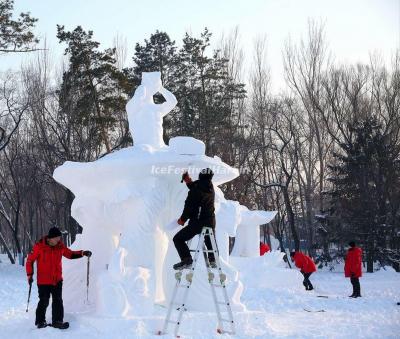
[83,250,92,257]
[27,275,33,285]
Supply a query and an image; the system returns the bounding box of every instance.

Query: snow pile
[232,251,304,292]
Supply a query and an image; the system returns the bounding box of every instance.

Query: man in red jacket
[26,227,92,329]
[260,242,271,256]
[290,251,317,290]
[344,241,362,298]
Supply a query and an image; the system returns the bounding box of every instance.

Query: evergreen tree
[328,118,400,271]
[0,0,39,53]
[175,28,246,156]
[57,25,128,155]
[129,30,178,89]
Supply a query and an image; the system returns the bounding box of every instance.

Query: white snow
[0,256,399,338]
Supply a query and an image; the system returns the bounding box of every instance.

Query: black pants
[301,272,314,290]
[350,277,361,296]
[35,281,63,324]
[173,221,215,262]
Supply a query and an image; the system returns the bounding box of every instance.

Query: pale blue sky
[1,0,399,92]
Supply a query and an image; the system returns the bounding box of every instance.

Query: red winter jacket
[344,247,362,278]
[293,252,316,273]
[260,243,271,256]
[26,237,83,285]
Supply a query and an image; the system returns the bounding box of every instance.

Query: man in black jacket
[173,168,216,270]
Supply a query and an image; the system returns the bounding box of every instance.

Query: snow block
[168,136,205,155]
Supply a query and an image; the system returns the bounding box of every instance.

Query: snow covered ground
[0,255,399,339]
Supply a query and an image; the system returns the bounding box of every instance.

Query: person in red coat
[26,227,92,329]
[260,242,271,256]
[290,251,317,290]
[344,241,362,297]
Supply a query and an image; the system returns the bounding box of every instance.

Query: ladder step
[167,320,179,324]
[211,284,225,288]
[221,318,234,323]
[178,285,191,288]
[219,330,235,335]
[172,302,185,306]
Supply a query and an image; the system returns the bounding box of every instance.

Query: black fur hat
[198,168,214,181]
[48,227,62,239]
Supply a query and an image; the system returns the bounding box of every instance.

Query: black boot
[36,321,47,329]
[207,259,217,269]
[173,257,193,270]
[51,321,69,329]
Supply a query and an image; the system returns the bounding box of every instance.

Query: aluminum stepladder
[158,227,235,337]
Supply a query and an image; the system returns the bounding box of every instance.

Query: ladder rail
[173,231,205,337]
[203,228,224,331]
[207,228,235,335]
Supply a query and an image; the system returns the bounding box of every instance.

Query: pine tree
[57,25,128,155]
[129,30,178,89]
[328,117,400,271]
[175,28,246,156]
[0,0,39,53]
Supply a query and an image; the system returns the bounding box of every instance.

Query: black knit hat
[348,241,356,247]
[198,168,214,181]
[48,227,62,239]
[290,251,296,257]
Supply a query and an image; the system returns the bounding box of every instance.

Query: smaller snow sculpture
[231,207,277,257]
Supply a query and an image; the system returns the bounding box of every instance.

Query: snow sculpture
[53,71,276,316]
[231,208,277,257]
[126,71,177,149]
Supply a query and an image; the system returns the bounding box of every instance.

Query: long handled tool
[86,256,90,303]
[26,281,32,312]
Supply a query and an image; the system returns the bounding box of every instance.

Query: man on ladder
[159,168,235,336]
[173,168,216,270]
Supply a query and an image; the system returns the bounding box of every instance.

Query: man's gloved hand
[180,171,192,184]
[83,250,92,257]
[27,275,33,285]
[177,218,185,226]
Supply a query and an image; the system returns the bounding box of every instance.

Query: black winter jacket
[179,178,216,227]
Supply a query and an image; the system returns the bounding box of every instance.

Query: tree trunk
[282,186,300,251]
[0,230,15,264]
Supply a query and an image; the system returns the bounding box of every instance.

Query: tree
[0,0,39,153]
[328,118,400,272]
[0,0,39,53]
[129,30,178,89]
[57,25,128,154]
[0,72,27,151]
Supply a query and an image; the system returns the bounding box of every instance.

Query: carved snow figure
[53,71,276,316]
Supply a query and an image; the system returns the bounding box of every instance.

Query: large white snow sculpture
[53,71,276,316]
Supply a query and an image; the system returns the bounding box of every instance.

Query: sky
[1,0,399,92]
